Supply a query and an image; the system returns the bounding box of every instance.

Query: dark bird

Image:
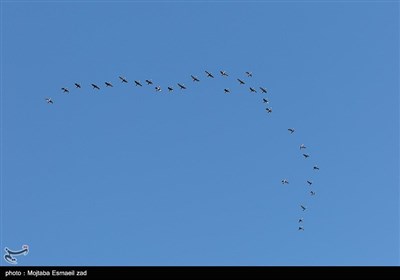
[303,153,310,159]
[298,226,305,231]
[307,180,313,186]
[205,71,214,78]
[45,97,53,104]
[191,75,200,82]
[155,86,162,92]
[134,80,143,87]
[74,83,81,89]
[281,179,289,184]
[145,79,153,85]
[288,128,295,134]
[249,87,257,93]
[245,71,253,77]
[310,191,316,196]
[119,76,128,83]
[262,98,269,104]
[91,84,100,90]
[220,70,228,77]
[260,87,267,93]
[105,82,113,87]
[298,218,303,223]
[300,144,306,150]
[177,83,186,90]
[313,166,320,170]
[224,88,230,94]
[301,205,307,211]
[237,78,245,85]
[266,108,272,113]
[61,87,69,93]
[168,86,174,92]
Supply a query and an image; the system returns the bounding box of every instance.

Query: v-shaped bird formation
[46,69,320,232]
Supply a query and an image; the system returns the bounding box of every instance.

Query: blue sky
[1,1,398,266]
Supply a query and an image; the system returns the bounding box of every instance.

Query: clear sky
[1,0,398,266]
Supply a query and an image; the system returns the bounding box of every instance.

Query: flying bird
[91,84,100,90]
[134,80,143,87]
[313,166,320,170]
[61,87,69,93]
[119,76,128,83]
[262,98,269,104]
[237,78,245,85]
[300,144,306,150]
[249,87,257,93]
[205,71,214,78]
[245,71,253,77]
[310,191,316,196]
[105,82,113,87]
[177,83,186,90]
[74,83,81,89]
[301,205,307,211]
[224,88,230,94]
[298,226,305,231]
[303,154,310,159]
[155,86,162,92]
[191,75,200,82]
[45,98,53,104]
[168,86,174,92]
[281,179,289,184]
[266,108,272,113]
[145,79,153,85]
[307,180,313,186]
[220,70,228,76]
[260,87,267,93]
[288,128,295,134]
[298,218,303,223]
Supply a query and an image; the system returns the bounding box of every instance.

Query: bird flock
[282,127,320,231]
[45,70,269,107]
[46,69,320,232]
